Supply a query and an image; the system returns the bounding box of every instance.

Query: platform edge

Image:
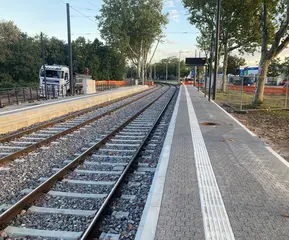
[135,87,181,240]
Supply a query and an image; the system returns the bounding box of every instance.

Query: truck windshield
[41,70,64,78]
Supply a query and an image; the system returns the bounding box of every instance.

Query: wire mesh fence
[217,76,289,111]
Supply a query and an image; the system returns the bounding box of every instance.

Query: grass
[215,90,288,110]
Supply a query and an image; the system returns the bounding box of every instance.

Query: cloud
[165,0,175,8]
[166,39,177,44]
[169,9,180,22]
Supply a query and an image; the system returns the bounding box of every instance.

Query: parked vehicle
[232,76,255,86]
[39,65,70,96]
[280,79,287,86]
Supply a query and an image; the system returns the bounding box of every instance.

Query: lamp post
[178,50,191,84]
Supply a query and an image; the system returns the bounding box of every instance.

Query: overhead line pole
[178,52,181,84]
[208,32,214,101]
[41,32,47,100]
[66,3,74,95]
[212,0,221,100]
[165,61,168,83]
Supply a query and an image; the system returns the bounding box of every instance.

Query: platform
[0,86,148,134]
[136,85,289,240]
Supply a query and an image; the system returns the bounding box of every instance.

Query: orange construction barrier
[228,85,288,95]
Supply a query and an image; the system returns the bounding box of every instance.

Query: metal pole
[176,63,178,83]
[154,64,156,81]
[41,32,47,100]
[195,49,197,57]
[208,32,214,101]
[130,66,133,85]
[285,80,288,109]
[195,66,197,87]
[196,67,200,91]
[212,0,221,100]
[150,64,152,85]
[178,52,181,83]
[67,3,74,95]
[240,76,244,110]
[204,65,207,96]
[166,61,168,83]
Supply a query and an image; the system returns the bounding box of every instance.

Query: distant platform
[0,86,148,134]
[136,85,289,240]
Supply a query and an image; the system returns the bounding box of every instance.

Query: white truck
[39,65,70,96]
[39,65,92,97]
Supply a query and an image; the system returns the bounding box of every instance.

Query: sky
[1,0,287,65]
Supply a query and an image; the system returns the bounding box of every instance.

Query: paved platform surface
[137,85,289,240]
[0,87,134,116]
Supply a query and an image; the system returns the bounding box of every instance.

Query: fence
[217,76,289,111]
[0,80,135,108]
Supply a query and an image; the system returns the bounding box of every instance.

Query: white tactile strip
[184,85,235,240]
[135,86,181,240]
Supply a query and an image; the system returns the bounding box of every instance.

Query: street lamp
[178,50,191,84]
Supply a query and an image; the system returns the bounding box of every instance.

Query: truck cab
[39,65,70,96]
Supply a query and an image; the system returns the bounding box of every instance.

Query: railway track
[0,84,176,239]
[0,86,160,165]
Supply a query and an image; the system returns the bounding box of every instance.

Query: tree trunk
[137,60,141,80]
[253,55,270,104]
[222,44,229,92]
[141,61,145,85]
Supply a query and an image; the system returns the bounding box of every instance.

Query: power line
[67,31,198,35]
[71,15,96,18]
[86,0,98,9]
[71,32,100,35]
[69,5,98,25]
[59,0,97,25]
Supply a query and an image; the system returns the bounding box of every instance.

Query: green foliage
[0,73,13,82]
[183,0,260,53]
[97,0,168,78]
[152,57,190,79]
[227,56,246,75]
[281,57,289,77]
[0,21,126,87]
[267,58,282,77]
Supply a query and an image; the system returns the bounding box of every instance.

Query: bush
[0,81,17,89]
[0,73,13,83]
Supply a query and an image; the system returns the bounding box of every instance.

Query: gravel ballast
[1,86,176,239]
[98,87,178,240]
[0,87,163,204]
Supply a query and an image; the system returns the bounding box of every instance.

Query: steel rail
[0,86,161,165]
[80,85,177,239]
[0,85,171,228]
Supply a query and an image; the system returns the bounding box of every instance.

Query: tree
[253,0,289,104]
[281,57,289,78]
[267,58,282,77]
[97,0,168,83]
[183,0,260,92]
[0,21,21,64]
[0,20,126,85]
[153,57,190,80]
[227,55,246,75]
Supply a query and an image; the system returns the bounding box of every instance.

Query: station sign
[185,58,207,66]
